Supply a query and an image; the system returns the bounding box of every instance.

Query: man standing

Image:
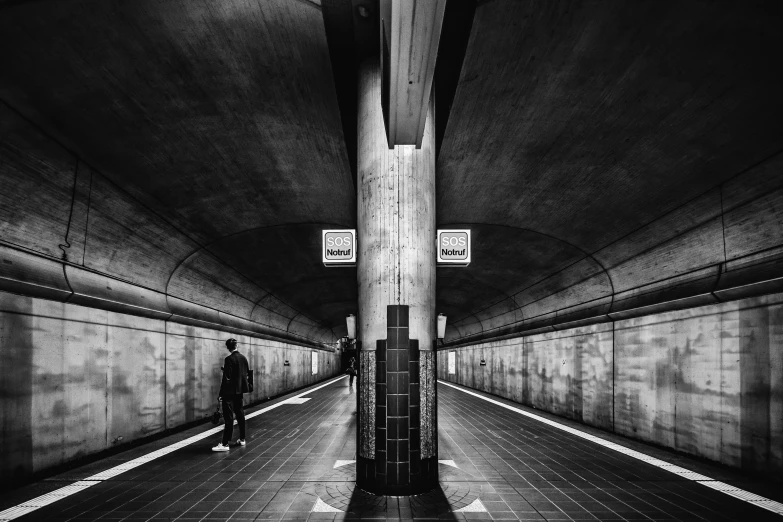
[212,338,250,452]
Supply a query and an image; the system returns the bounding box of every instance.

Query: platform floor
[1,376,781,521]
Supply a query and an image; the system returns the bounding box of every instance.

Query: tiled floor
[1,378,781,521]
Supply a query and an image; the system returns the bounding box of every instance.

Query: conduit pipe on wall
[0,243,333,351]
[440,271,783,350]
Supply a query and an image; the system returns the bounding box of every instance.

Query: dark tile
[396,348,409,369]
[390,327,409,349]
[375,451,386,474]
[409,384,420,406]
[375,383,386,405]
[398,463,409,484]
[388,394,409,416]
[387,306,399,327]
[387,440,399,462]
[398,440,408,462]
[387,417,400,440]
[387,463,399,485]
[409,452,421,474]
[387,352,399,373]
[409,428,420,451]
[409,361,420,383]
[398,372,409,391]
[409,405,420,428]
[376,428,387,450]
[397,417,409,440]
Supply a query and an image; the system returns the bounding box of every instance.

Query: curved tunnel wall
[438,292,783,481]
[0,290,342,488]
[0,99,348,487]
[440,149,783,345]
[0,102,337,348]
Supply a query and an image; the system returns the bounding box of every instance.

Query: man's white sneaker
[236,439,246,447]
[212,443,230,452]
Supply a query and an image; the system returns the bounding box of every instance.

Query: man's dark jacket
[219,351,250,398]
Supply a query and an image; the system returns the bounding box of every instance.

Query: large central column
[356,56,438,495]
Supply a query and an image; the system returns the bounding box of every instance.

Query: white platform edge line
[0,375,348,521]
[439,380,783,517]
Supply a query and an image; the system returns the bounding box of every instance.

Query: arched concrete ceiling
[435,0,783,342]
[1,0,782,347]
[180,224,359,331]
[0,0,355,243]
[0,0,355,344]
[438,0,783,249]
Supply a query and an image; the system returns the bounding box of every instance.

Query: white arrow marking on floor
[455,499,487,512]
[439,379,783,518]
[333,460,356,468]
[438,459,458,468]
[312,497,343,512]
[0,375,348,522]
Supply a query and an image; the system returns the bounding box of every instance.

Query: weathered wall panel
[0,291,341,487]
[440,293,783,479]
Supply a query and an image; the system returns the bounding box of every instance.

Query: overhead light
[346,314,357,340]
[437,314,447,339]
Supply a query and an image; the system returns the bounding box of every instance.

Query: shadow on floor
[344,483,459,520]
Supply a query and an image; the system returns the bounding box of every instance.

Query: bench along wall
[0,290,341,488]
[438,292,783,480]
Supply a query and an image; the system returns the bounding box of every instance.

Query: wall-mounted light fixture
[346,314,357,340]
[437,313,447,340]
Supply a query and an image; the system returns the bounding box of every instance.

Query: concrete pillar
[355,57,437,495]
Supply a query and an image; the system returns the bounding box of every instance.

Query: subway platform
[1,376,781,522]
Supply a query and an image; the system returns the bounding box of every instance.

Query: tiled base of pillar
[355,305,439,496]
[356,455,438,496]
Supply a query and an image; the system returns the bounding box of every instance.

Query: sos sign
[437,229,471,267]
[322,229,356,266]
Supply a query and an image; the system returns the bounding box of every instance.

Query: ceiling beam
[380,0,447,148]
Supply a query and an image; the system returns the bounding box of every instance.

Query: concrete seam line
[0,375,348,521]
[438,380,783,517]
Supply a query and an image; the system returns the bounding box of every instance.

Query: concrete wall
[0,291,341,488]
[0,103,338,345]
[438,292,783,480]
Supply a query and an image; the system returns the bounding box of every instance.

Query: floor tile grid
[442,400,671,484]
[440,396,597,520]
[24,384,353,521]
[0,384,335,518]
[440,396,615,521]
[439,386,769,521]
[168,386,355,521]
[4,379,780,522]
[113,388,341,486]
[80,403,337,520]
[454,397,776,520]
[444,409,690,521]
[439,384,780,522]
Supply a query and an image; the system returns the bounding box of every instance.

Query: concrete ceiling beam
[380,0,446,147]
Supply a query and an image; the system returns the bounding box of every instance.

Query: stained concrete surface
[1,378,781,521]
[439,293,783,481]
[3,1,783,348]
[0,291,341,488]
